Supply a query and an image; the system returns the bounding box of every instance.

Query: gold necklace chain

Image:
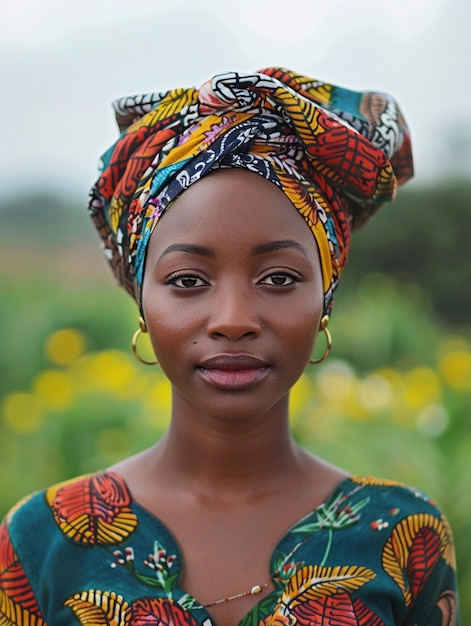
[199,482,365,609]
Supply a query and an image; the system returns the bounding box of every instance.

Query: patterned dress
[0,472,459,625]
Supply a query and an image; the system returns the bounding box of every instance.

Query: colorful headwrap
[89,67,413,315]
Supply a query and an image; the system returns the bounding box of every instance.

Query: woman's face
[142,169,324,424]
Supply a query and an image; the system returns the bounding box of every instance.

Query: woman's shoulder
[333,475,456,567]
[4,470,116,517]
[342,474,453,525]
[345,474,444,505]
[275,474,459,625]
[3,470,134,553]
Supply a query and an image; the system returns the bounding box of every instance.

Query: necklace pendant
[250,585,262,595]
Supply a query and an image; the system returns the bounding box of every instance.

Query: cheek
[142,297,201,360]
[271,301,321,354]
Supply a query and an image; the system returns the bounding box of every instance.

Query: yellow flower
[45,328,86,366]
[74,351,138,398]
[438,349,471,391]
[142,376,172,430]
[290,374,313,427]
[33,369,72,410]
[316,360,356,405]
[402,367,442,410]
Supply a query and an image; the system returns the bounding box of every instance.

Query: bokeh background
[1,0,470,618]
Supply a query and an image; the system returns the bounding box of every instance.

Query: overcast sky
[1,0,470,200]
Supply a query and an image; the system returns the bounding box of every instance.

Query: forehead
[148,169,316,252]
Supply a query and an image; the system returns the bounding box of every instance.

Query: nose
[207,284,262,341]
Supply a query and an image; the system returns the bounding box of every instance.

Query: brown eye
[169,274,207,288]
[260,273,297,287]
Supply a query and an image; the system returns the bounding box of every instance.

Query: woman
[0,68,459,625]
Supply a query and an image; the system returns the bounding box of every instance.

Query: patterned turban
[89,67,413,315]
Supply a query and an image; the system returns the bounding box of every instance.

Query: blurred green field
[1,182,470,618]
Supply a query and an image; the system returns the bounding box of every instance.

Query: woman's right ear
[132,317,158,365]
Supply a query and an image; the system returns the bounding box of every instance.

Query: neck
[148,392,305,499]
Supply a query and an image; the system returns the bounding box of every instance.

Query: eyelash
[167,271,300,289]
[259,272,300,287]
[167,272,208,289]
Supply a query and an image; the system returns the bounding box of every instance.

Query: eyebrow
[158,243,216,262]
[157,239,309,263]
[251,239,310,258]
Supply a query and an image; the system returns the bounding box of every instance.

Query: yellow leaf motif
[64,590,129,626]
[382,513,454,607]
[440,514,457,570]
[280,564,376,610]
[271,86,324,151]
[131,88,198,131]
[0,591,45,626]
[350,475,405,488]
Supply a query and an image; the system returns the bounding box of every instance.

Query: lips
[199,354,269,370]
[197,354,270,389]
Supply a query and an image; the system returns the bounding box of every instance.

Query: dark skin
[110,169,348,626]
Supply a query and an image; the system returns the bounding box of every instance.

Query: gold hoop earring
[132,317,158,365]
[309,315,332,365]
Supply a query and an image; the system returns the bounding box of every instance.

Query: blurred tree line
[347,179,471,328]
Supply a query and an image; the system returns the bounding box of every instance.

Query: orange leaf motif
[291,591,384,626]
[382,513,453,607]
[0,523,16,574]
[280,565,376,611]
[127,598,199,626]
[65,593,198,626]
[0,523,45,626]
[352,596,385,625]
[46,472,138,546]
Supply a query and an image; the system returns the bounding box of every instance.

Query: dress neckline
[106,470,361,626]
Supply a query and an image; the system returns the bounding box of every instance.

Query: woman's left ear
[309,315,332,365]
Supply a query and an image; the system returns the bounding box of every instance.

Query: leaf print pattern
[439,514,457,569]
[260,67,334,107]
[1,475,460,625]
[382,513,455,607]
[65,590,129,625]
[280,565,376,609]
[130,88,198,132]
[46,472,138,545]
[0,521,45,626]
[65,591,199,626]
[89,68,413,317]
[267,566,379,626]
[351,476,405,488]
[128,598,200,626]
[290,592,384,626]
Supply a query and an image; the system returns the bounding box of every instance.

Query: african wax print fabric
[1,473,459,625]
[89,68,413,315]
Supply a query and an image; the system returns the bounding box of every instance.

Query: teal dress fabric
[0,472,460,625]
